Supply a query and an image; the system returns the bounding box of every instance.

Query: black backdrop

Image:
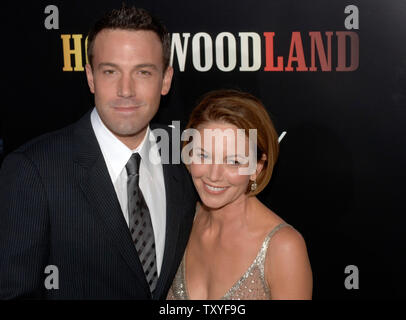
[2,0,406,300]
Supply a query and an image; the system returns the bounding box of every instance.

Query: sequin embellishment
[167,223,291,300]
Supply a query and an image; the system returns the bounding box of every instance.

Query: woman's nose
[208,163,223,181]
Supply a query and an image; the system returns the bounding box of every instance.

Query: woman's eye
[227,159,241,166]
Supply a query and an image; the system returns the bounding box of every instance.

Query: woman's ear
[250,153,267,181]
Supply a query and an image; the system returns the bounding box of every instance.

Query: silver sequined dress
[167,222,290,300]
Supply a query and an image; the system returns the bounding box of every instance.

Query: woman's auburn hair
[184,89,279,195]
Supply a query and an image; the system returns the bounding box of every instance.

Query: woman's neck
[202,195,258,234]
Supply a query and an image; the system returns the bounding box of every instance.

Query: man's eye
[103,70,115,75]
[139,70,152,76]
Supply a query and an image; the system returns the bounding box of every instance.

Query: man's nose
[117,74,135,98]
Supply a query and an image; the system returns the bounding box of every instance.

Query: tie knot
[126,153,141,176]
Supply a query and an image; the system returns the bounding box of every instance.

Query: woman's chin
[199,195,229,210]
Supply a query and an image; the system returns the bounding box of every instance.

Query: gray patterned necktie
[126,153,158,292]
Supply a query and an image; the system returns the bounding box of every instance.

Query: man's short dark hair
[87,5,171,71]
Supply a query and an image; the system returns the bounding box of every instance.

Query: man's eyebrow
[97,63,158,70]
[97,62,119,69]
[134,63,158,70]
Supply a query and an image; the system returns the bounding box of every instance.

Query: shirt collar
[90,108,156,182]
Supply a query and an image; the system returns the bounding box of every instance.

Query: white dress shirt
[90,108,166,276]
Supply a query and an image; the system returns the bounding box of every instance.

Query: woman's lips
[203,182,228,194]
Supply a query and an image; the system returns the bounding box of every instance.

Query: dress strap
[222,222,291,299]
[257,223,291,264]
[266,222,290,243]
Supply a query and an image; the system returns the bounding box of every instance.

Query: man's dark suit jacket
[0,110,198,299]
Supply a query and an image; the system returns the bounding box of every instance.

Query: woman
[167,89,312,300]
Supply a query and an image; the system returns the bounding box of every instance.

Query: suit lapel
[153,161,184,298]
[72,111,151,297]
[149,124,186,298]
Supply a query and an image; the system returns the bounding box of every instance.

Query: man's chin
[103,120,147,137]
[112,127,147,138]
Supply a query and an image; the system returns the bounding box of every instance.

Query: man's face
[85,29,173,146]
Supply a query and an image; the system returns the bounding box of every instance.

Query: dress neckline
[181,222,289,300]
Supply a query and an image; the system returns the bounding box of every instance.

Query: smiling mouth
[204,182,228,193]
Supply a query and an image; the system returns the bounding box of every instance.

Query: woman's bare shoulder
[264,221,313,299]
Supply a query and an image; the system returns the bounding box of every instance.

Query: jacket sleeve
[0,152,49,299]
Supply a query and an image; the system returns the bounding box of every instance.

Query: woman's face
[189,121,259,210]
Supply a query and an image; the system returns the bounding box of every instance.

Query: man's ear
[250,153,267,181]
[85,64,95,94]
[161,66,173,95]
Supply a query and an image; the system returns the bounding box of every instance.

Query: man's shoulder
[16,125,74,153]
[7,111,92,163]
[0,125,75,178]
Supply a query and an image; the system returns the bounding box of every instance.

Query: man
[0,6,197,299]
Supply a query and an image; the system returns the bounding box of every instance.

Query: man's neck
[115,126,148,151]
